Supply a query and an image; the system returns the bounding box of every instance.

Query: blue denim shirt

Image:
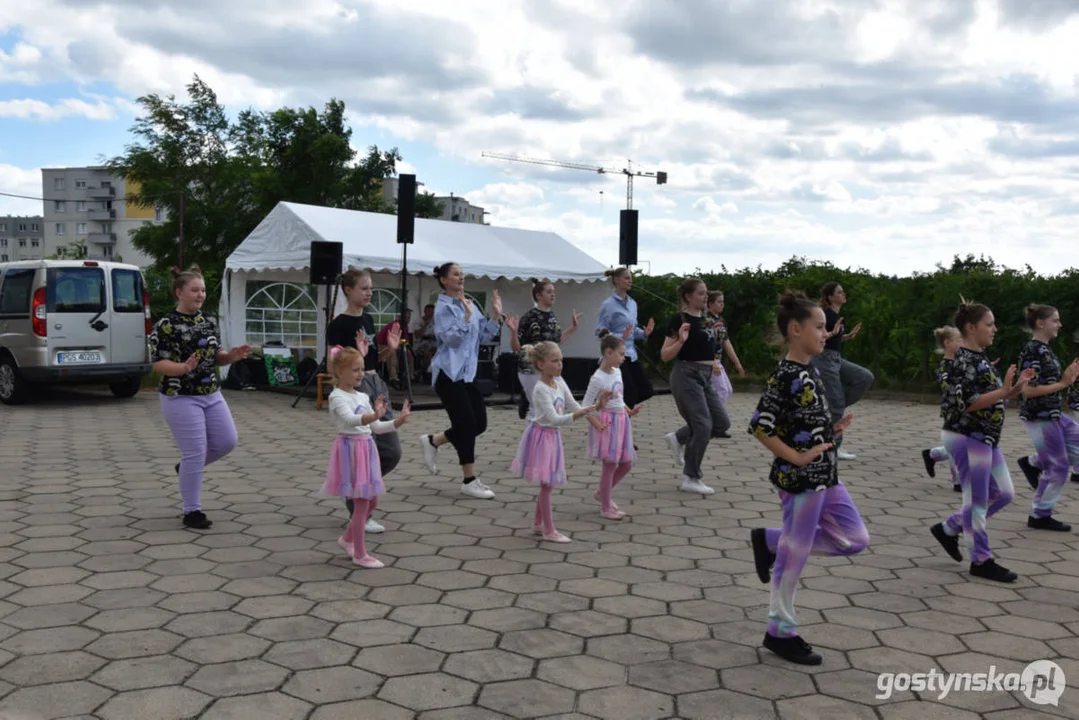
[596,292,645,362]
[431,293,500,385]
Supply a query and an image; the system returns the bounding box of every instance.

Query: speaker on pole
[397,174,416,244]
[310,241,343,285]
[619,209,638,266]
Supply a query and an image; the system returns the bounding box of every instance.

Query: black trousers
[345,372,401,518]
[435,372,487,466]
[621,357,654,409]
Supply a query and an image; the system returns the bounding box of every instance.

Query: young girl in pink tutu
[321,343,411,568]
[585,334,642,519]
[512,341,610,543]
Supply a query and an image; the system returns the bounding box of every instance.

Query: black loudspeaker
[397,174,416,244]
[619,209,638,266]
[310,241,343,285]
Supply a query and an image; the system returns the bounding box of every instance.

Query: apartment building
[433,193,486,224]
[41,167,162,267]
[0,216,45,263]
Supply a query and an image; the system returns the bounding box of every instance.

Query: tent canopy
[226,201,609,283]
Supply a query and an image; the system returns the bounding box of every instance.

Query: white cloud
[0,97,117,121]
[0,164,41,215]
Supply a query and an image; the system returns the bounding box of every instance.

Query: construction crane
[481,151,667,210]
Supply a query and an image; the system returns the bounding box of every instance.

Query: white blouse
[530,377,583,428]
[583,367,626,411]
[328,388,396,436]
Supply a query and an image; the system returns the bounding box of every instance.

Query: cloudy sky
[3,0,1079,277]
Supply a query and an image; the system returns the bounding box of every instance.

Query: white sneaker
[664,432,684,467]
[837,450,857,461]
[461,480,495,499]
[365,518,385,534]
[419,434,439,474]
[679,477,715,495]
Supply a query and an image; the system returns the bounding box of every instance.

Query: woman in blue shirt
[418,262,504,500]
[595,267,655,409]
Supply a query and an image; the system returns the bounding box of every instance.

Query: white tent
[219,201,614,365]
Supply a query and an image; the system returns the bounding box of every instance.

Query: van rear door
[109,266,148,364]
[46,264,109,368]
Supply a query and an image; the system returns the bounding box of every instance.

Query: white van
[0,259,152,405]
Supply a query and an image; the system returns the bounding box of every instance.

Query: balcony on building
[88,208,116,221]
[87,232,117,244]
[87,186,115,199]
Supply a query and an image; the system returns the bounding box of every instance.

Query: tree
[46,239,88,260]
[415,191,445,219]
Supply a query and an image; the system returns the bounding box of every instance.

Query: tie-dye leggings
[1022,415,1079,518]
[938,431,1015,564]
[928,446,959,484]
[763,484,869,638]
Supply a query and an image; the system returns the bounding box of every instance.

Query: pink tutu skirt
[712,363,733,403]
[320,434,384,499]
[511,422,567,486]
[588,408,636,464]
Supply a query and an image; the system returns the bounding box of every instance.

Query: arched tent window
[369,288,403,331]
[245,281,318,352]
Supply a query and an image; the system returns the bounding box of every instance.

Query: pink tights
[534,485,556,535]
[345,498,378,558]
[599,461,632,512]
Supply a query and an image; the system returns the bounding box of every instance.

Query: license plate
[58,351,103,364]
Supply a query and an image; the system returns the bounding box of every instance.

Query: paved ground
[0,387,1076,720]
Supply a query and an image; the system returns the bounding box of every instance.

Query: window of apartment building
[75,179,86,189]
[56,223,65,235]
[101,181,112,189]
[0,223,5,232]
[77,223,88,235]
[0,255,6,262]
[102,245,113,259]
[31,240,39,248]
[76,201,86,212]
[54,201,65,213]
[18,239,26,248]
[18,223,26,231]
[31,223,39,231]
[54,178,65,191]
[0,239,6,247]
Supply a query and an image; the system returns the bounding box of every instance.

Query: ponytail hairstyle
[340,267,371,290]
[777,290,819,339]
[954,297,992,337]
[531,278,553,302]
[522,341,560,368]
[599,333,626,355]
[605,267,630,285]
[171,264,203,296]
[819,281,841,307]
[1025,303,1057,330]
[434,262,458,290]
[933,325,961,353]
[328,345,363,384]
[677,278,706,313]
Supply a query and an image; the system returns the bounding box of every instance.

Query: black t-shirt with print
[824,308,844,353]
[666,313,717,362]
[150,310,221,396]
[326,312,379,371]
[1018,339,1063,422]
[517,307,562,374]
[941,346,1005,447]
[748,359,838,493]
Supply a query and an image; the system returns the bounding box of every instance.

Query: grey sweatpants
[671,361,730,480]
[811,349,874,448]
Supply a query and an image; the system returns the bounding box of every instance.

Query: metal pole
[178,190,184,268]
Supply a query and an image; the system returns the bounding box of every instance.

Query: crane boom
[481,151,667,209]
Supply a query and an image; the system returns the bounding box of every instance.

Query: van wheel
[109,377,142,398]
[0,356,29,405]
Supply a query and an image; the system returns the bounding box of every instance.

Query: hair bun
[170,267,183,279]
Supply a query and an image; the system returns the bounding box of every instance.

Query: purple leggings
[160,392,238,512]
[1023,415,1079,517]
[939,431,1014,563]
[764,484,869,638]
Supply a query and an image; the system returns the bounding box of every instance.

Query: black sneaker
[953,484,962,493]
[970,558,1017,583]
[1028,515,1072,532]
[750,528,776,583]
[175,462,180,475]
[1071,472,1079,483]
[931,522,962,562]
[921,449,936,478]
[762,633,822,665]
[718,431,732,439]
[1017,456,1041,491]
[183,511,213,530]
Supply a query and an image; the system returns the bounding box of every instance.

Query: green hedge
[629,255,1079,392]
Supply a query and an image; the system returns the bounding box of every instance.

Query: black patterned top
[941,347,1004,447]
[1070,380,1079,411]
[706,312,728,360]
[936,357,953,419]
[150,310,221,396]
[748,359,838,493]
[517,307,562,374]
[1019,339,1063,421]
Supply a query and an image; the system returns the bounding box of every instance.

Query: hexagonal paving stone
[720,664,816,700]
[233,595,315,619]
[175,634,272,664]
[443,649,534,683]
[631,615,711,643]
[249,616,334,642]
[3,680,114,718]
[331,619,416,648]
[476,678,575,718]
[536,654,626,690]
[353,643,446,676]
[815,668,916,706]
[499,629,583,659]
[0,626,100,654]
[628,658,719,694]
[378,672,478,711]
[201,691,312,720]
[0,650,106,686]
[776,695,877,720]
[186,659,289,697]
[578,685,674,720]
[588,633,670,665]
[389,603,469,627]
[310,699,414,720]
[96,686,211,720]
[91,655,197,691]
[281,666,381,704]
[86,629,184,659]
[166,610,252,638]
[592,595,667,619]
[677,688,777,720]
[468,607,546,632]
[264,638,357,671]
[549,610,627,638]
[85,607,176,633]
[414,625,499,653]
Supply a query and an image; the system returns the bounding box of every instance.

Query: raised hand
[1015,367,1036,394]
[1063,359,1079,385]
[355,331,370,361]
[627,404,643,417]
[396,400,412,426]
[678,323,691,343]
[462,298,473,323]
[570,310,583,330]
[226,345,252,363]
[372,394,388,419]
[644,318,655,337]
[386,323,402,353]
[184,352,200,372]
[622,323,634,339]
[596,390,613,409]
[504,314,519,334]
[793,443,834,467]
[491,289,503,321]
[834,413,853,436]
